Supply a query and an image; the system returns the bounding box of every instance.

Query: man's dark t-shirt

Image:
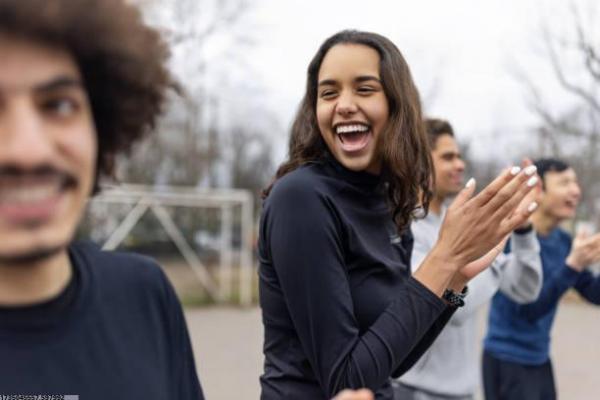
[0,241,204,399]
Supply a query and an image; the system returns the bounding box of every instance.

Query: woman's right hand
[414,165,538,296]
[436,165,539,270]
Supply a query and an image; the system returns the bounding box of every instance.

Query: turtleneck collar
[321,153,384,191]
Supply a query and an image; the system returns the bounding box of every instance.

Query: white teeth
[336,124,369,134]
[0,185,61,204]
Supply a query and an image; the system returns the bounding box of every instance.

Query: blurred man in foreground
[0,0,203,398]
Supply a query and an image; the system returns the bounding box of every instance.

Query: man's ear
[534,182,545,205]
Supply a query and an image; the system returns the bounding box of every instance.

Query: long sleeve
[411,215,543,327]
[496,231,543,303]
[265,179,447,397]
[517,264,579,320]
[391,306,456,377]
[409,226,434,274]
[573,269,600,304]
[448,268,501,326]
[411,214,498,327]
[450,230,543,325]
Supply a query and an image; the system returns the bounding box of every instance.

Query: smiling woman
[264,30,431,232]
[258,30,540,400]
[316,44,389,175]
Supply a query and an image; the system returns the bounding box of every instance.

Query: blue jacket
[484,227,600,365]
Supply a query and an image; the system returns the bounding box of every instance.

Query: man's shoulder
[71,240,161,268]
[69,241,168,291]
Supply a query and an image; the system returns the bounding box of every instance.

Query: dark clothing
[483,227,600,400]
[482,350,556,400]
[0,241,203,400]
[485,228,600,365]
[259,158,454,400]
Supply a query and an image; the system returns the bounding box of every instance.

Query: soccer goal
[85,184,255,306]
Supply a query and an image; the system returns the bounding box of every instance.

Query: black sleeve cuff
[514,224,534,235]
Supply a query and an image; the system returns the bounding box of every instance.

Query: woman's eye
[320,90,337,99]
[357,86,375,94]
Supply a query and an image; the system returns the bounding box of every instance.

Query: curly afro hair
[0,0,172,191]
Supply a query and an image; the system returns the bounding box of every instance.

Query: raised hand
[413,164,539,296]
[435,165,538,270]
[566,230,600,271]
[447,161,541,289]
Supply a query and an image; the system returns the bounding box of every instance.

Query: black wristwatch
[443,286,469,308]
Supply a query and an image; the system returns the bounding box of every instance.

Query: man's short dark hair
[534,158,570,180]
[424,118,454,149]
[0,0,172,191]
[534,158,571,189]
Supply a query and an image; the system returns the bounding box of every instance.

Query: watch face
[443,289,465,307]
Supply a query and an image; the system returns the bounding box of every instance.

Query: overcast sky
[239,0,594,163]
[143,0,596,165]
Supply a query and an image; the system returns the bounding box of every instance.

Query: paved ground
[186,300,599,400]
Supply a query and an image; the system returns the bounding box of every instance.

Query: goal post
[86,184,255,306]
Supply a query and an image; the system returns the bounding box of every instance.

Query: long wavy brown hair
[263,30,433,233]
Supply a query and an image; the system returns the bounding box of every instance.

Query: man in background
[483,158,600,400]
[394,118,543,400]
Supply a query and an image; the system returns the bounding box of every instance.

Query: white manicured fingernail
[528,202,538,212]
[527,176,538,187]
[465,178,475,188]
[524,165,537,176]
[510,166,521,176]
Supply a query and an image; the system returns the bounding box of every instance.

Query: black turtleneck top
[258,158,455,400]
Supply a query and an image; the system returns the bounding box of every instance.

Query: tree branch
[542,24,600,114]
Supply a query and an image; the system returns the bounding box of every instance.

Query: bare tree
[513,1,600,224]
[118,0,275,191]
[229,128,275,197]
